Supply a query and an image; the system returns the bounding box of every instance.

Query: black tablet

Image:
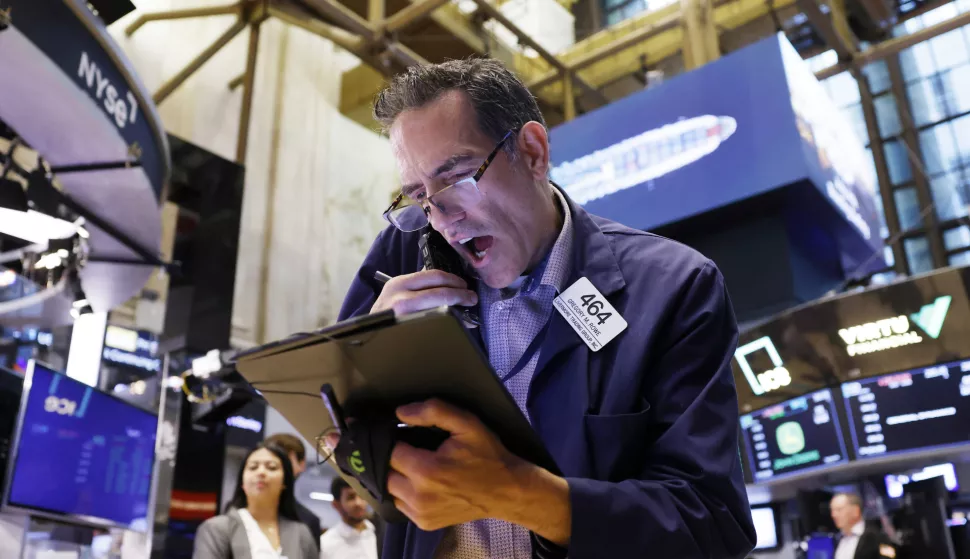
[234,307,558,520]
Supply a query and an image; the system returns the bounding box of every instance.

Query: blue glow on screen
[6,362,157,530]
[548,34,805,231]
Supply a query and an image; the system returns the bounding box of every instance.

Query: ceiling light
[0,269,16,288]
[0,208,78,244]
[309,492,333,502]
[35,253,63,270]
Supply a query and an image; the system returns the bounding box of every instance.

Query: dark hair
[226,443,300,520]
[330,477,352,502]
[264,433,306,462]
[373,58,546,157]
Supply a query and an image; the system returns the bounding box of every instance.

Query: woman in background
[193,443,317,559]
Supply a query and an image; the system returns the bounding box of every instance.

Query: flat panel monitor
[0,366,22,496]
[841,358,970,459]
[885,463,959,498]
[3,361,157,530]
[752,506,780,550]
[740,388,849,482]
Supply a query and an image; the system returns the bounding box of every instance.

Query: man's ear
[516,121,550,181]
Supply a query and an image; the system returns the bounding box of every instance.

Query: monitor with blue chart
[740,388,849,482]
[3,361,157,530]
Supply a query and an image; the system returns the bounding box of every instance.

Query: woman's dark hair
[226,443,300,521]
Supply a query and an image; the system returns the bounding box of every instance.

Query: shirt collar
[335,519,374,538]
[537,186,573,294]
[850,520,865,537]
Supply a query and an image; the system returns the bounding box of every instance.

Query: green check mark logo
[910,296,952,339]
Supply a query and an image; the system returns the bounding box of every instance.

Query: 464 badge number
[579,294,612,326]
[554,277,628,352]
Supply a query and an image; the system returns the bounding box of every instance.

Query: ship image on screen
[4,362,156,530]
[740,389,848,481]
[842,359,970,459]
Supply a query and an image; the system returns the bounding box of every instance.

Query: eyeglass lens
[390,179,482,231]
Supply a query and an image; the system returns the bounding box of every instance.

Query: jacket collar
[555,183,625,297]
[529,186,626,415]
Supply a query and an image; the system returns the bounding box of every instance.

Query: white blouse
[238,509,286,559]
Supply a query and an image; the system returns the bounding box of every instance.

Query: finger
[386,471,417,504]
[390,287,478,315]
[393,497,420,524]
[390,441,438,478]
[396,398,480,436]
[323,433,340,453]
[393,269,467,291]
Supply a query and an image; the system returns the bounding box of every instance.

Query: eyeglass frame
[382,129,518,231]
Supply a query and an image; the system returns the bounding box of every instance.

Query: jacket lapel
[280,518,301,558]
[531,189,626,387]
[228,511,254,559]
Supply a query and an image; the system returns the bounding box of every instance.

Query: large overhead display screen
[548,34,807,231]
[733,266,970,414]
[740,389,848,482]
[841,359,970,459]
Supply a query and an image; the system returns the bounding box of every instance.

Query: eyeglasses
[383,130,516,232]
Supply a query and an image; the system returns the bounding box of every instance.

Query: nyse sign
[735,336,792,395]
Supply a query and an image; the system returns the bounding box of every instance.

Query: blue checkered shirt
[435,187,574,559]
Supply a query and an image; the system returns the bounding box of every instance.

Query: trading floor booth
[735,265,970,558]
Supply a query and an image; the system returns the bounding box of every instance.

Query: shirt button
[496,302,505,310]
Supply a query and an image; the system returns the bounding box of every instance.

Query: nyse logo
[44,396,78,417]
[735,336,791,395]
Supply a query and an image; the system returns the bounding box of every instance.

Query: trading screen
[842,359,970,458]
[741,389,849,481]
[6,362,156,529]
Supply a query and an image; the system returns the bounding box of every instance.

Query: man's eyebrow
[401,153,477,195]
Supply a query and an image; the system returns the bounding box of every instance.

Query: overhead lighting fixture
[0,269,16,288]
[0,208,78,244]
[35,252,64,270]
[309,492,334,502]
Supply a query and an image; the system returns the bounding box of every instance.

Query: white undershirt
[835,520,866,559]
[238,509,285,559]
[319,520,377,559]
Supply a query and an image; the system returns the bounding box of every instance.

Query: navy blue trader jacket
[337,189,757,559]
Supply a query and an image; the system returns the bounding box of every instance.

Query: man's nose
[427,203,465,232]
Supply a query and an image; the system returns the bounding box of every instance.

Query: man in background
[831,493,897,559]
[320,478,378,559]
[265,433,323,548]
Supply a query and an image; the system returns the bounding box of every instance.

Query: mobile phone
[418,228,467,279]
[418,228,481,326]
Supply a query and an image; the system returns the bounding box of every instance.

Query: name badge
[554,277,627,352]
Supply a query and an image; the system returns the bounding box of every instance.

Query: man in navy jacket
[336,58,756,558]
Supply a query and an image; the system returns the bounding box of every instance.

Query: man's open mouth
[457,235,494,264]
